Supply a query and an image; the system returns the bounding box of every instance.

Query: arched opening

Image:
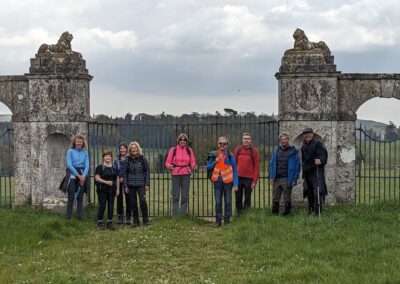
[39,133,71,199]
[357,97,400,139]
[0,102,12,133]
[0,102,13,207]
[355,97,400,204]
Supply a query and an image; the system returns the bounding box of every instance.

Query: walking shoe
[107,221,115,231]
[98,221,105,230]
[224,217,230,225]
[125,217,131,226]
[214,220,222,227]
[143,221,150,226]
[132,223,140,228]
[283,201,291,216]
[117,215,123,225]
[272,202,279,215]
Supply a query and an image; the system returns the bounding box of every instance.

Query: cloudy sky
[0,0,399,125]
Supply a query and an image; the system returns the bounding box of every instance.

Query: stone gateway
[0,31,92,210]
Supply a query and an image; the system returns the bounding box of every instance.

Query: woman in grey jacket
[123,141,150,227]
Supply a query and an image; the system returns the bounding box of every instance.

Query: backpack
[207,150,233,181]
[95,164,116,190]
[171,146,192,166]
[235,146,254,167]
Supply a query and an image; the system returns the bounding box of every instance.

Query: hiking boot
[98,221,105,230]
[107,221,115,231]
[214,220,222,227]
[283,201,291,216]
[272,202,279,215]
[117,215,123,225]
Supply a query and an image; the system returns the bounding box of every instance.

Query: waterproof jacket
[113,155,127,178]
[207,149,239,187]
[165,145,197,175]
[234,146,260,186]
[269,146,301,187]
[301,140,327,175]
[123,155,150,188]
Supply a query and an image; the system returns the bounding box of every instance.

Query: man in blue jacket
[269,134,301,215]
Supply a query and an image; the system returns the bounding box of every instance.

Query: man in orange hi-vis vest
[207,136,239,227]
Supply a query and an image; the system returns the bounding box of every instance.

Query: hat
[302,127,313,134]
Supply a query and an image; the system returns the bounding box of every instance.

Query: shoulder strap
[172,147,177,160]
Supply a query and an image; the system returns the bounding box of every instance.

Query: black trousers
[304,171,321,214]
[97,189,116,222]
[235,177,253,215]
[116,182,130,217]
[128,186,149,224]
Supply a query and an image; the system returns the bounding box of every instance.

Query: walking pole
[316,166,321,219]
[73,183,81,208]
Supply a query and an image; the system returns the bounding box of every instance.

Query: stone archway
[276,28,400,204]
[0,31,92,207]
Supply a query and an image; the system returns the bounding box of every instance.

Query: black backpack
[95,164,117,190]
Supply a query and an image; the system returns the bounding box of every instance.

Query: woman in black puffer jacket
[123,141,150,227]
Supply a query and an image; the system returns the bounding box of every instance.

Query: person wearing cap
[269,134,300,215]
[301,128,328,215]
[165,133,197,216]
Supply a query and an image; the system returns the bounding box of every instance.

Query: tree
[385,121,398,140]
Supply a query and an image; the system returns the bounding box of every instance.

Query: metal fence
[356,127,400,204]
[88,117,279,217]
[0,127,14,208]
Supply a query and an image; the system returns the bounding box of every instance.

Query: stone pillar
[13,32,93,210]
[275,29,354,204]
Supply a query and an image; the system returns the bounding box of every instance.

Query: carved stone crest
[295,80,322,111]
[44,83,70,112]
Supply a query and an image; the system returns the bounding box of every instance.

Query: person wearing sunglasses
[165,133,197,216]
[207,136,238,227]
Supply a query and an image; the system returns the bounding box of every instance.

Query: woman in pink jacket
[165,133,197,216]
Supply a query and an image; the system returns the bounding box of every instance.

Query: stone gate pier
[0,32,92,209]
[276,29,400,204]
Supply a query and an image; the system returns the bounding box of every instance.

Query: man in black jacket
[301,128,328,215]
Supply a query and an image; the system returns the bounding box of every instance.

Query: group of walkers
[64,127,327,230]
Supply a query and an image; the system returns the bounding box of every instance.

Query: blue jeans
[213,181,233,221]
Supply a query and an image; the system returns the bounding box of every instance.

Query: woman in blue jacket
[66,134,90,219]
[269,134,300,215]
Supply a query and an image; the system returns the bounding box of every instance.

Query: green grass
[1,203,400,283]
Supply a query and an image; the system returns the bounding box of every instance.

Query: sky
[0,0,400,125]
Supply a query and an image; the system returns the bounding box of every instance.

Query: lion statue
[37,31,77,55]
[292,28,330,52]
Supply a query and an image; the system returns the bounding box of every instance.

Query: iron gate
[0,127,14,208]
[356,127,400,204]
[88,117,279,217]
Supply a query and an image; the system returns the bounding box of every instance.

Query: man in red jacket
[234,132,260,215]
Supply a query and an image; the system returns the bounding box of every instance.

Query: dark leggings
[97,189,116,222]
[128,186,149,224]
[117,182,130,217]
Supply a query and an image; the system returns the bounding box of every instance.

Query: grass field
[1,202,400,283]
